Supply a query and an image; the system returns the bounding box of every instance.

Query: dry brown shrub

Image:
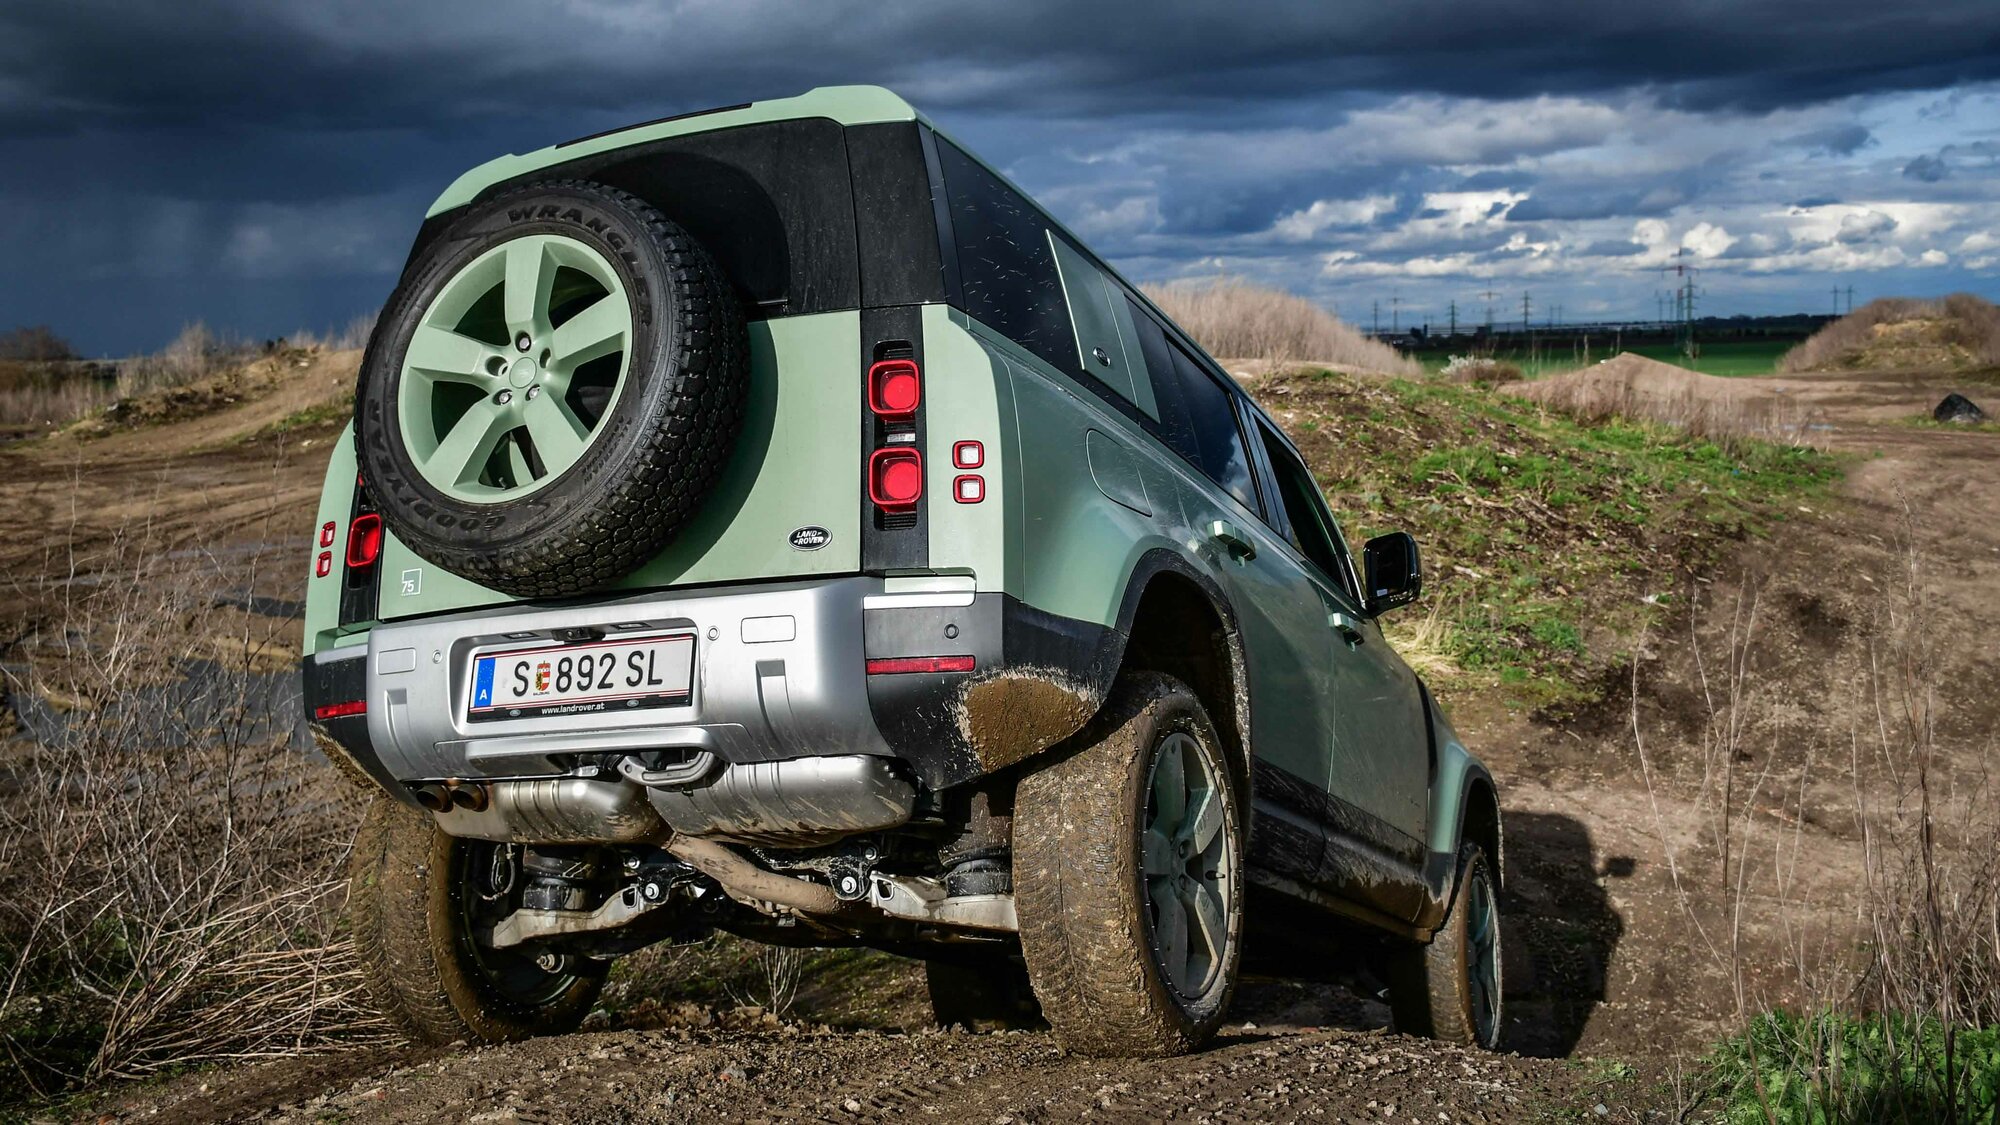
[1437,355,1523,387]
[1780,294,2000,373]
[1518,353,1824,448]
[1143,278,1421,375]
[1632,507,1999,1117]
[0,524,383,1102]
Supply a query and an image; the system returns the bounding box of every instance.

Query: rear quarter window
[935,139,1075,374]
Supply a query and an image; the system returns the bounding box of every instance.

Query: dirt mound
[1780,293,2000,373]
[1515,352,1821,444]
[58,347,357,451]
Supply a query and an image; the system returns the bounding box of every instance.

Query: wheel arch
[1109,549,1252,801]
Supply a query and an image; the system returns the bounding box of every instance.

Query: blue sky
[3,0,1998,354]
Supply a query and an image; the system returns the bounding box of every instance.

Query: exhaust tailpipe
[411,782,451,812]
[445,780,489,812]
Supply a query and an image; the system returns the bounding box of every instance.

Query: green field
[1417,338,1794,378]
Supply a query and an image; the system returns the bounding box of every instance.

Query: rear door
[1129,319,1338,886]
[1250,421,1430,843]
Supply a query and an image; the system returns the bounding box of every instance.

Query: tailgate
[376,312,863,621]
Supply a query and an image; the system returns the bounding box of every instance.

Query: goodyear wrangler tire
[354,180,747,598]
[348,796,606,1045]
[1013,672,1244,1057]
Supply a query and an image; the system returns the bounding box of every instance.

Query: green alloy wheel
[355,180,748,599]
[398,234,633,503]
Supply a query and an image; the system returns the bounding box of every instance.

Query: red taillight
[868,359,921,419]
[315,551,333,578]
[319,521,337,548]
[313,699,366,720]
[868,448,923,511]
[866,655,975,675]
[346,513,383,568]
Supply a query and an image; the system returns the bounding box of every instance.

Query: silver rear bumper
[362,577,921,845]
[364,577,889,782]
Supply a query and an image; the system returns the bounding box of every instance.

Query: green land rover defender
[303,86,1505,1058]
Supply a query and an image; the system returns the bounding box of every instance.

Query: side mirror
[1362,532,1422,613]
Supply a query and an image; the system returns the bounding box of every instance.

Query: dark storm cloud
[4,0,2000,351]
[7,0,2000,140]
[1785,123,1875,157]
[1904,153,1949,181]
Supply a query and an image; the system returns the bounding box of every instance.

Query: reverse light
[312,699,367,720]
[868,447,923,511]
[866,655,975,675]
[346,513,384,568]
[867,359,921,419]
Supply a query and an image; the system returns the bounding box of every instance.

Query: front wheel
[347,797,606,1045]
[1386,843,1504,1049]
[1013,672,1244,1057]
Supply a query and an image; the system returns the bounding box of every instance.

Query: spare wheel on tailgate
[354,180,749,599]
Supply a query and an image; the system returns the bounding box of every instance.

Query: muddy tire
[925,956,1043,1031]
[354,179,747,599]
[1013,672,1244,1057]
[348,796,605,1045]
[1386,843,1503,1049]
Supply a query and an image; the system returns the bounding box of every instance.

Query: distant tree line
[0,325,77,363]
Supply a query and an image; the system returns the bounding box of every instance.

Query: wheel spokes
[405,325,499,387]
[1183,786,1224,854]
[423,401,508,487]
[1151,739,1187,831]
[521,395,589,474]
[1154,888,1190,990]
[1142,827,1177,876]
[1188,879,1228,964]
[504,239,556,337]
[547,293,629,373]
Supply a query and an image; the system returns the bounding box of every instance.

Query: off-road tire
[1013,672,1244,1057]
[348,796,605,1045]
[1386,843,1504,1049]
[925,956,1043,1031]
[354,179,747,598]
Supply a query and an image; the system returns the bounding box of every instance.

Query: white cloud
[1271,195,1398,240]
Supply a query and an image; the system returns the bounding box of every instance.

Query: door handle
[1329,610,1366,647]
[1208,519,1256,561]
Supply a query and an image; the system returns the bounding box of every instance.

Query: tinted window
[1258,421,1349,587]
[1170,345,1259,514]
[935,140,1074,373]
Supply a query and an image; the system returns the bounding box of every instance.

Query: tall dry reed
[1144,279,1422,375]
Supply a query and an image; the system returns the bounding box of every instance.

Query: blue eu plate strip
[472,657,496,709]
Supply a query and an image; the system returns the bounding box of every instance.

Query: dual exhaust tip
[411,779,488,813]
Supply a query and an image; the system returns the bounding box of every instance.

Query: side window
[1050,237,1158,419]
[1257,420,1356,595]
[1169,345,1260,514]
[935,139,1074,374]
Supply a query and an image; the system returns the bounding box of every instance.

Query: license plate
[468,634,694,722]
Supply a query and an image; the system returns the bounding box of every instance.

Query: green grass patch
[1706,1011,2000,1124]
[241,398,352,443]
[1256,370,1839,705]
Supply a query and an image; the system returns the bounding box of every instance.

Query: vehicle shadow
[1499,811,1628,1058]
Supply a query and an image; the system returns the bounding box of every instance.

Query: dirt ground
[6,359,1997,1121]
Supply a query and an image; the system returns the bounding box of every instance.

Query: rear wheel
[1386,843,1504,1049]
[348,797,605,1045]
[1013,672,1243,1057]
